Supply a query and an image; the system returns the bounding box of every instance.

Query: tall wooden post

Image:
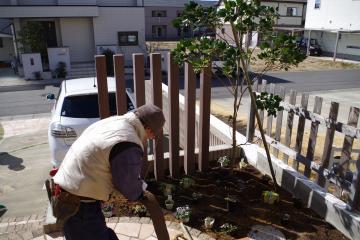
[133,53,145,108]
[198,65,212,172]
[133,53,148,179]
[168,53,180,178]
[95,55,110,119]
[113,54,127,115]
[184,63,196,175]
[150,53,164,180]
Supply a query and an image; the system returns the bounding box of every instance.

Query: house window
[118,32,138,46]
[0,38,3,48]
[152,10,166,17]
[286,7,297,16]
[315,0,321,9]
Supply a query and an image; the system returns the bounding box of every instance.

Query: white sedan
[47,77,135,167]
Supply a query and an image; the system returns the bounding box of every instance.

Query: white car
[47,77,135,167]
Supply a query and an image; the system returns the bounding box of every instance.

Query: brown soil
[110,164,348,240]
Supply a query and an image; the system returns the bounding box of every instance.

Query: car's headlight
[50,122,77,138]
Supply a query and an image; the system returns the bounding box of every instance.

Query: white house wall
[305,0,360,31]
[92,7,146,65]
[0,38,15,62]
[59,18,95,63]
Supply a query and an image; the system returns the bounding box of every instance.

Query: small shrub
[217,156,231,167]
[219,223,238,234]
[131,204,147,216]
[33,71,42,80]
[55,61,67,78]
[179,177,195,189]
[176,205,191,222]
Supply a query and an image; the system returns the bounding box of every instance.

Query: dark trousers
[64,201,118,240]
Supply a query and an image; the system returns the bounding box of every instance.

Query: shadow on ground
[0,152,25,171]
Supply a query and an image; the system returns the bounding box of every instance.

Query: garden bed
[110,163,348,240]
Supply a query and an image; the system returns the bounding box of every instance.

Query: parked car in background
[297,38,322,56]
[47,77,135,167]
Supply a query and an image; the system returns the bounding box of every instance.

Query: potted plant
[263,191,279,205]
[101,203,113,218]
[131,204,147,217]
[176,205,191,223]
[204,217,215,229]
[165,195,174,210]
[180,177,195,189]
[218,156,231,167]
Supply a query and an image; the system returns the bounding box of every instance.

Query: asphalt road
[0,69,359,117]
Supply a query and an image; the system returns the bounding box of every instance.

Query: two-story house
[0,0,147,70]
[217,0,307,47]
[144,0,218,41]
[305,0,360,61]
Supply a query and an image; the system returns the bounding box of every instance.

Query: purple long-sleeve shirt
[109,142,144,201]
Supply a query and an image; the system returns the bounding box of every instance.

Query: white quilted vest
[53,112,147,201]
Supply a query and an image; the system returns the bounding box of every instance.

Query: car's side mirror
[46,93,55,100]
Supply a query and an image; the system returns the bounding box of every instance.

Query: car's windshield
[61,93,134,118]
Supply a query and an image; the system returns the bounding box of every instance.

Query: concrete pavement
[0,217,214,240]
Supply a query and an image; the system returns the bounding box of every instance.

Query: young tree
[17,21,46,54]
[172,0,305,190]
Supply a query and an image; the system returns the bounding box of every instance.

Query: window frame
[286,7,297,16]
[118,31,139,46]
[151,10,167,18]
[315,0,321,9]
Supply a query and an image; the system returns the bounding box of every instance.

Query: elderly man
[53,104,169,240]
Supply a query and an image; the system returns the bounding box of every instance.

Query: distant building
[217,0,307,47]
[305,0,360,61]
[0,0,147,66]
[144,0,218,41]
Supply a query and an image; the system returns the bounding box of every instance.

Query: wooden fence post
[317,102,339,188]
[284,90,297,164]
[304,96,323,178]
[198,65,212,172]
[246,79,258,142]
[348,154,360,210]
[273,86,286,157]
[293,93,309,170]
[113,54,127,115]
[340,107,360,175]
[133,53,145,108]
[133,54,148,179]
[168,52,180,178]
[95,55,110,119]
[184,62,196,175]
[150,53,164,180]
